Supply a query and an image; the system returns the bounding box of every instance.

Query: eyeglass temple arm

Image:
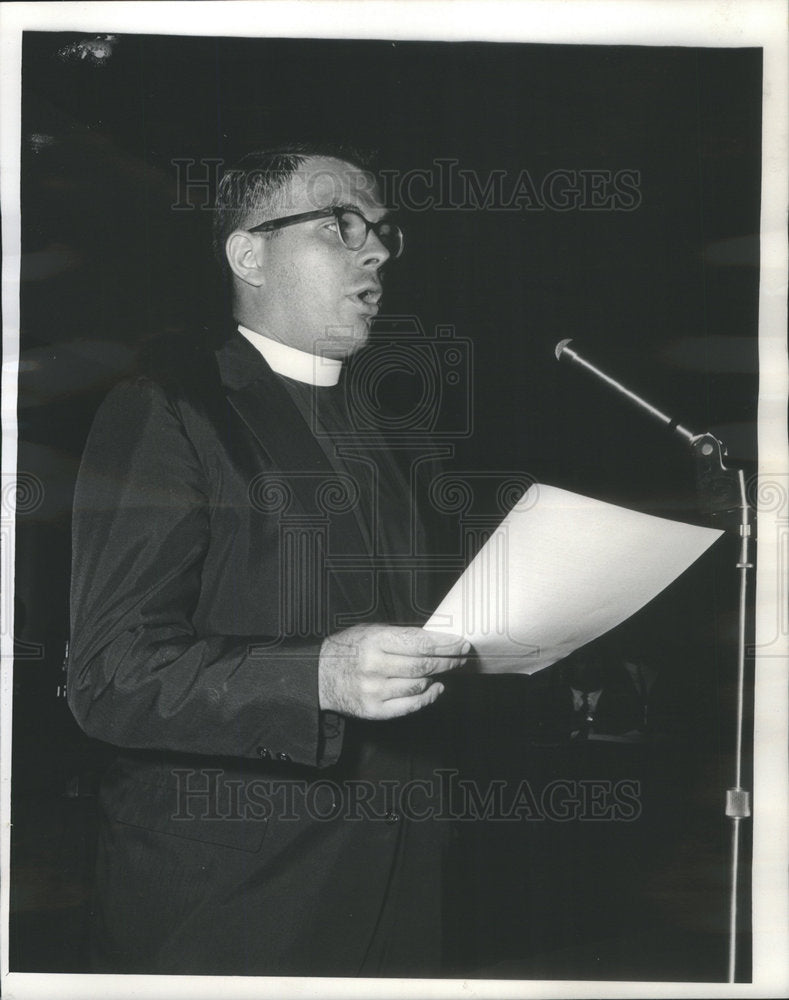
[247,209,334,234]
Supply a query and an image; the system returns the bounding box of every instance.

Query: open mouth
[356,288,382,306]
[350,287,382,316]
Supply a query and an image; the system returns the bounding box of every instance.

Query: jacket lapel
[218,334,318,450]
[216,333,374,618]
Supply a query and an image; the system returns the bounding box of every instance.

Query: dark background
[12,32,760,980]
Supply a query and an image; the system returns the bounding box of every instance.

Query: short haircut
[212,142,376,267]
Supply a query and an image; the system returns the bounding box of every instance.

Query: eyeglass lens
[339,211,402,257]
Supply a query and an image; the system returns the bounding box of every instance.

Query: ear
[225,230,266,287]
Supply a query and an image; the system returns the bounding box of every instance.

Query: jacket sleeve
[67,377,344,767]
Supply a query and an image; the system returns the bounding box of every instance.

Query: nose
[359,227,391,269]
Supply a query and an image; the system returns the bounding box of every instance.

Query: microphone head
[554,338,573,361]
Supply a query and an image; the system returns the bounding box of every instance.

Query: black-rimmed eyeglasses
[247,207,404,259]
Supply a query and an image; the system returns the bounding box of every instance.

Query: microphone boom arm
[554,338,749,522]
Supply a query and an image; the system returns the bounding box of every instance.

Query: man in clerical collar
[67,144,468,977]
[221,149,393,379]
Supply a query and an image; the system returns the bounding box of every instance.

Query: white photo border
[1,2,787,998]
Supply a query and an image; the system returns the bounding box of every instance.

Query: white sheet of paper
[424,483,723,674]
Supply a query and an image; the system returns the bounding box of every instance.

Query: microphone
[554,338,749,520]
[554,338,697,442]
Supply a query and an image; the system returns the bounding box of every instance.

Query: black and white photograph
[1,2,787,998]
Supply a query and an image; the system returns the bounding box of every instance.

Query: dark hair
[212,142,377,267]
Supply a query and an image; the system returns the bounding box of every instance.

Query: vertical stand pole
[725,467,753,982]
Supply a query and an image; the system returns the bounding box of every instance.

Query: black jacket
[68,331,450,975]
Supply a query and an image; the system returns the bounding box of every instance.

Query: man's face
[251,156,392,359]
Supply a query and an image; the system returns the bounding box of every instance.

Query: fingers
[377,626,469,658]
[382,650,468,678]
[318,624,470,720]
[377,681,446,718]
[381,675,434,701]
[380,629,471,678]
[326,625,470,678]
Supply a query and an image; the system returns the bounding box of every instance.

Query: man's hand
[318,624,470,720]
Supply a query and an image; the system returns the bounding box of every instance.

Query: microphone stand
[555,339,753,983]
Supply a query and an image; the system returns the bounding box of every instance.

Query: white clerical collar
[237,325,343,387]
